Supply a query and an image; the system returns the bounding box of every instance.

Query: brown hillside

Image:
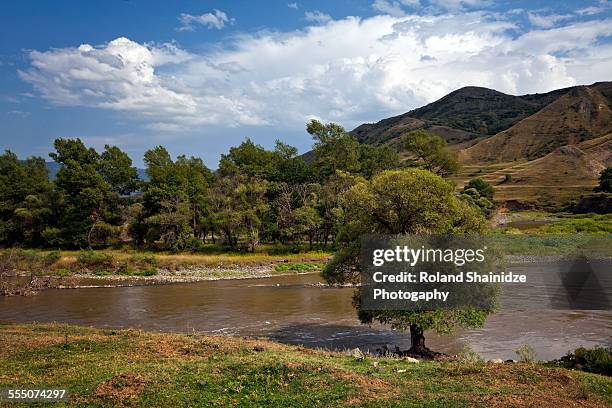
[461,84,612,164]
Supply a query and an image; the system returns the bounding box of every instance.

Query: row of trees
[1,121,480,251]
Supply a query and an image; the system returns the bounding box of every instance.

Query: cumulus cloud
[287,3,299,10]
[18,11,612,132]
[304,10,332,24]
[177,10,233,31]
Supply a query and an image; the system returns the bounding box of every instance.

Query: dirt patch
[94,374,145,402]
[335,369,397,405]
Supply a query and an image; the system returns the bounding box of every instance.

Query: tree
[141,147,213,249]
[307,120,361,178]
[0,151,52,246]
[323,169,488,356]
[307,119,401,180]
[463,178,494,201]
[595,167,612,193]
[210,174,268,251]
[99,145,140,195]
[292,205,323,249]
[402,130,460,176]
[49,139,112,248]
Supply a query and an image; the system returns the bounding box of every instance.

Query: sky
[1,0,611,167]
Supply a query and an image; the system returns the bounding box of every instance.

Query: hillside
[349,81,611,208]
[461,83,612,164]
[350,85,575,147]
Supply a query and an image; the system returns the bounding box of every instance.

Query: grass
[0,247,332,278]
[0,323,610,407]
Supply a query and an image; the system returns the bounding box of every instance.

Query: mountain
[461,82,612,164]
[350,85,575,147]
[350,81,612,208]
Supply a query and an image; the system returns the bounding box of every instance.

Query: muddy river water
[1,270,610,361]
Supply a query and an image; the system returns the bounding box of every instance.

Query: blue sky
[1,0,611,167]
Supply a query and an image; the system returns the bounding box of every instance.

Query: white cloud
[527,12,572,28]
[304,10,332,24]
[288,3,299,10]
[177,10,234,31]
[372,0,420,17]
[19,12,612,132]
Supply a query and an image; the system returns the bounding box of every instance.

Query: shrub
[127,254,158,268]
[41,227,64,247]
[560,347,611,376]
[43,250,62,265]
[275,262,322,272]
[134,268,158,277]
[55,268,70,277]
[515,344,537,363]
[76,250,114,269]
[116,262,135,276]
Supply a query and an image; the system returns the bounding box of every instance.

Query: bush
[515,344,537,363]
[116,262,135,276]
[560,347,611,376]
[134,268,158,276]
[127,254,158,268]
[41,227,64,247]
[275,262,322,272]
[76,250,114,268]
[43,250,62,265]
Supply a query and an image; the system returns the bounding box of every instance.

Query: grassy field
[0,324,610,407]
[0,248,331,277]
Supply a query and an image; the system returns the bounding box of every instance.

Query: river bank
[1,323,609,407]
[0,249,331,295]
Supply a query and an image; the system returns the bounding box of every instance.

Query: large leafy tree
[99,145,140,196]
[142,146,213,249]
[307,120,401,180]
[0,151,52,246]
[49,139,113,248]
[402,130,460,176]
[323,169,488,356]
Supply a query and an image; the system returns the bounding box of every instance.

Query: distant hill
[45,162,148,182]
[461,82,612,164]
[349,81,612,208]
[350,85,576,147]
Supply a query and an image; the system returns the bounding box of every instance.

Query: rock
[393,368,407,373]
[505,359,516,363]
[489,358,504,364]
[403,357,419,363]
[253,346,265,352]
[348,348,364,359]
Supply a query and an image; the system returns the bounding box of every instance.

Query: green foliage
[595,167,612,193]
[99,145,140,195]
[515,344,537,363]
[76,250,114,268]
[274,262,322,272]
[134,267,158,276]
[402,130,461,176]
[0,151,52,246]
[463,178,494,201]
[539,217,612,234]
[322,169,489,350]
[559,347,611,376]
[307,119,400,180]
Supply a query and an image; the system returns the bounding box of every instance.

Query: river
[1,271,610,361]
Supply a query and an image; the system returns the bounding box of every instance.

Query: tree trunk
[408,324,429,354]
